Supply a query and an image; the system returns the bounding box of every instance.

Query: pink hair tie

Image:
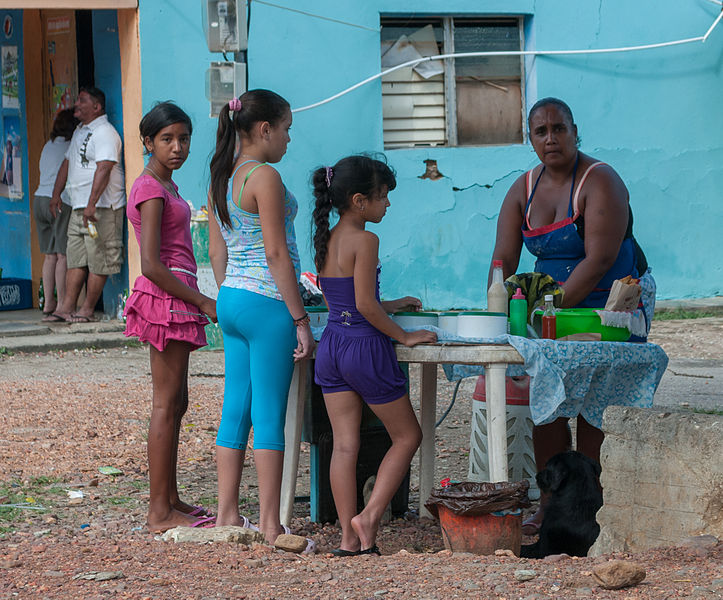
[228,97,242,112]
[324,167,334,188]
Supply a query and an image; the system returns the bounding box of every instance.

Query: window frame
[380,14,527,149]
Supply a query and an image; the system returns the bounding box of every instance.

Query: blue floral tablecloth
[433,329,668,428]
[311,325,669,428]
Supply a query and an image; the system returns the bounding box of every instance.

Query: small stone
[543,553,570,563]
[575,588,593,596]
[245,559,263,568]
[42,571,64,577]
[592,560,646,590]
[73,571,124,581]
[274,533,309,553]
[514,569,537,582]
[161,525,264,545]
[494,548,515,557]
[31,544,47,553]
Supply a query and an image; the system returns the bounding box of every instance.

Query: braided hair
[311,155,396,273]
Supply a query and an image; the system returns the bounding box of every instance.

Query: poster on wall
[1,45,19,109]
[0,117,22,200]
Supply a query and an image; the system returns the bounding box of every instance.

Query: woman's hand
[386,296,423,313]
[401,329,437,347]
[199,297,217,323]
[293,324,315,362]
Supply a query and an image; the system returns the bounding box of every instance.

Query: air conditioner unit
[205,61,246,117]
[202,0,247,53]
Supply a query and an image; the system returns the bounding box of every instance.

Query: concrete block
[591,406,722,555]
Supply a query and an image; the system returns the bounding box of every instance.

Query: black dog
[521,451,603,558]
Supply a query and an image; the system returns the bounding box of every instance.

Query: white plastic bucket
[391,311,438,329]
[457,311,507,338]
[438,312,458,336]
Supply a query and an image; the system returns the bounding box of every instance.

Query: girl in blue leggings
[208,89,314,547]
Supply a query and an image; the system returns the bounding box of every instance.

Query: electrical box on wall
[202,0,247,53]
[205,61,246,117]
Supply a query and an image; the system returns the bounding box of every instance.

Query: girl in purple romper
[312,156,437,556]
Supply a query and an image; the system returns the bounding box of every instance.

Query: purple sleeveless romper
[314,267,408,404]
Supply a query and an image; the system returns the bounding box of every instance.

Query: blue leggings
[216,287,297,451]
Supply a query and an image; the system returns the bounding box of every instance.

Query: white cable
[292,17,722,113]
[703,8,723,40]
[249,0,379,32]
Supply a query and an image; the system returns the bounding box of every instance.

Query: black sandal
[357,545,381,556]
[330,548,362,557]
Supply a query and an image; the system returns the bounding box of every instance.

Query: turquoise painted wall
[138,0,723,305]
[0,10,31,280]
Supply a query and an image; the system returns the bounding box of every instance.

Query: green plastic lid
[393,311,438,317]
[459,311,506,317]
[306,306,328,313]
[439,312,458,316]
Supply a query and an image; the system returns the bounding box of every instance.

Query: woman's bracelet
[293,313,310,327]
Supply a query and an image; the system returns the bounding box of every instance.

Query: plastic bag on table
[503,273,564,321]
[425,480,530,519]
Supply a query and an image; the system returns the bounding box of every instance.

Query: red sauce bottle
[541,294,557,339]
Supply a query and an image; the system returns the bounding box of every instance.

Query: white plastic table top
[279,342,524,524]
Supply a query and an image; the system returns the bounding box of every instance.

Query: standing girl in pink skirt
[124,102,217,532]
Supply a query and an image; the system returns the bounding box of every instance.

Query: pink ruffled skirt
[124,270,208,352]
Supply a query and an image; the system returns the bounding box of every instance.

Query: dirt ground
[1,318,721,599]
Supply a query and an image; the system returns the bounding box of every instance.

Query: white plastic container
[457,311,507,338]
[307,306,328,328]
[437,312,458,336]
[391,311,438,329]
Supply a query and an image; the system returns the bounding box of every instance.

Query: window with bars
[380,16,525,148]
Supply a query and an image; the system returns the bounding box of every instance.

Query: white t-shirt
[34,137,71,199]
[63,114,126,210]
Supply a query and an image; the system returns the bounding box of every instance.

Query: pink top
[127,174,197,273]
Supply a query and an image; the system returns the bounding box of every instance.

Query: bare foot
[146,508,201,533]
[351,512,378,551]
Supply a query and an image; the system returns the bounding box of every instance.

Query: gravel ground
[1,318,722,599]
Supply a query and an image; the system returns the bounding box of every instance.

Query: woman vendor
[489,97,654,533]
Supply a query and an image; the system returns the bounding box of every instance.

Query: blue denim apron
[521,157,640,309]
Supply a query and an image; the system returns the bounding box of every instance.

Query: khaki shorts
[66,207,125,275]
[33,195,71,255]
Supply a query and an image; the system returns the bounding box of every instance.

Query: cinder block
[591,407,723,555]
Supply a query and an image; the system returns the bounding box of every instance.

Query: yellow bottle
[87,222,98,239]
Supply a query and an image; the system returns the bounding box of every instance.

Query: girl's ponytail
[312,167,333,272]
[209,90,290,229]
[209,102,238,229]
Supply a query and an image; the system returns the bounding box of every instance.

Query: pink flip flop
[190,516,216,528]
[522,518,541,535]
[188,506,213,518]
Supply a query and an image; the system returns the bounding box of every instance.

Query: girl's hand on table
[401,329,437,347]
[389,296,423,312]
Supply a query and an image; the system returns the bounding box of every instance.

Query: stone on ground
[592,560,646,589]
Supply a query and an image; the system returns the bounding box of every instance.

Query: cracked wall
[135,0,722,307]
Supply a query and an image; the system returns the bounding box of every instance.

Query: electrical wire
[248,0,380,32]
[436,379,462,428]
[291,13,723,113]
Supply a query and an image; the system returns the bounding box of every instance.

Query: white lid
[544,294,553,301]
